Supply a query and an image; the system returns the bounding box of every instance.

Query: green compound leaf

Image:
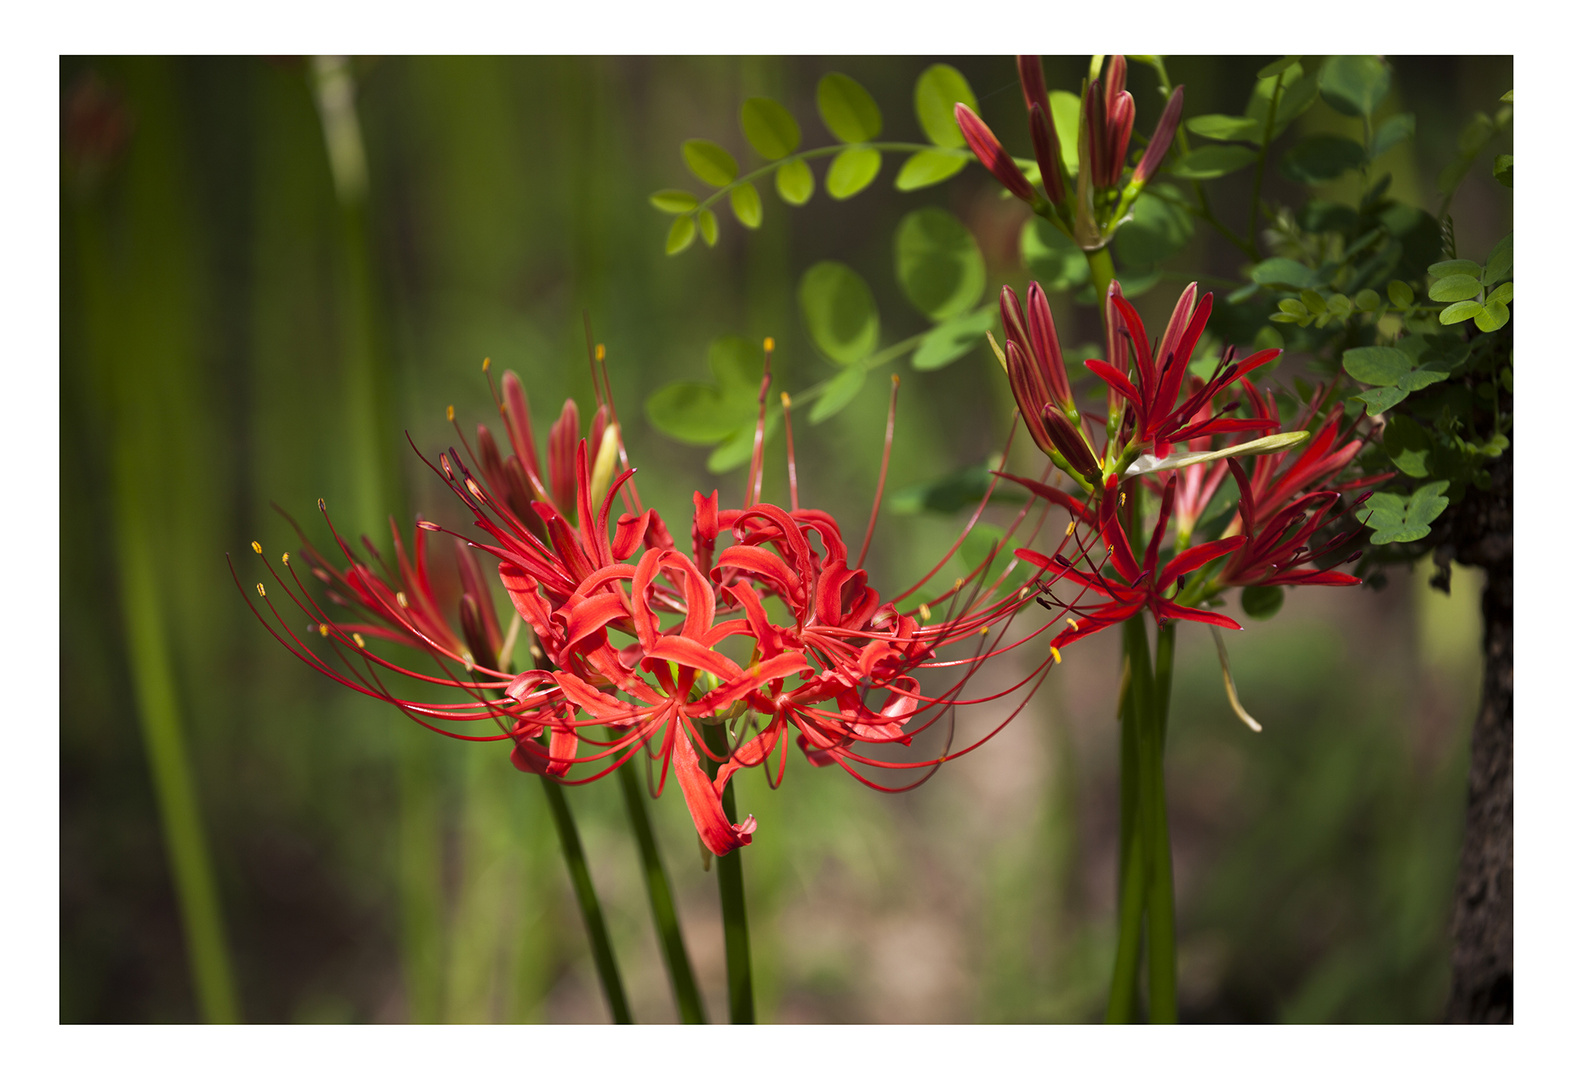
[1358,480,1448,544]
[1493,154,1513,188]
[826,146,882,198]
[1186,114,1263,143]
[650,188,700,213]
[1485,282,1513,307]
[895,149,968,191]
[1251,258,1318,290]
[817,72,882,143]
[729,182,763,228]
[894,207,986,322]
[1318,55,1391,118]
[1240,584,1285,620]
[808,364,869,424]
[1372,113,1416,158]
[1279,135,1365,184]
[1439,299,1485,325]
[1475,300,1511,333]
[697,208,718,247]
[1342,346,1409,386]
[776,158,815,206]
[799,261,880,366]
[682,139,738,187]
[914,63,978,149]
[1483,232,1513,286]
[1021,218,1089,291]
[1114,183,1194,268]
[1387,280,1415,307]
[740,97,801,160]
[1247,63,1318,139]
[1382,413,1433,478]
[1168,144,1257,179]
[646,336,765,444]
[1355,386,1409,414]
[666,215,696,254]
[1427,258,1481,279]
[912,308,995,371]
[1428,274,1482,303]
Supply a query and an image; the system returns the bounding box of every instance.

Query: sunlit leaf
[666,215,696,254]
[817,72,882,143]
[1257,56,1302,80]
[894,207,986,321]
[1439,299,1485,325]
[1050,90,1081,174]
[1187,114,1262,143]
[776,158,815,205]
[913,63,977,148]
[697,208,718,247]
[650,188,700,213]
[798,261,879,365]
[1428,274,1481,303]
[895,149,968,191]
[729,182,763,228]
[826,146,882,198]
[1341,346,1408,387]
[1474,300,1511,333]
[740,97,801,160]
[1483,232,1513,286]
[682,139,738,187]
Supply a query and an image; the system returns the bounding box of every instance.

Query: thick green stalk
[1105,640,1145,1024]
[703,724,755,1023]
[618,764,707,1023]
[539,776,633,1024]
[1085,247,1118,331]
[1128,618,1178,1023]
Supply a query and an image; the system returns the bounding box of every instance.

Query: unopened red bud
[955,103,1038,206]
[1134,85,1184,185]
[1027,281,1074,411]
[1042,407,1100,479]
[1028,104,1065,205]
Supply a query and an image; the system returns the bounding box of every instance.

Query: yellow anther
[446,405,454,422]
[255,583,266,597]
[1018,586,1031,600]
[318,498,326,511]
[396,591,408,608]
[1119,491,1127,507]
[954,577,966,590]
[251,540,262,554]
[780,392,792,408]
[318,623,329,638]
[352,632,366,649]
[918,603,932,622]
[1066,520,1077,537]
[595,343,606,362]
[281,552,290,565]
[482,356,491,372]
[891,373,901,387]
[1051,646,1063,665]
[763,336,775,351]
[1067,617,1080,630]
[979,625,990,637]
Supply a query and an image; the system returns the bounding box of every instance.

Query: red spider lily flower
[954,102,1040,207]
[1086,285,1282,456]
[1019,475,1245,650]
[1212,459,1365,589]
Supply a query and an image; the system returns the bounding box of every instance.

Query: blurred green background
[61,55,1508,1023]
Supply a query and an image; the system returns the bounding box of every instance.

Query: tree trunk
[1438,449,1512,1023]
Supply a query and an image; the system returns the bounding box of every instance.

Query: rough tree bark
[1436,448,1512,1023]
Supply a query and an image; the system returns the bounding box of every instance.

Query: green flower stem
[618,763,707,1023]
[1085,247,1118,331]
[703,724,755,1024]
[1140,621,1179,1023]
[1154,621,1176,747]
[539,776,633,1024]
[1105,640,1146,1024]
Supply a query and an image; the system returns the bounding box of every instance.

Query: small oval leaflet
[826,147,881,199]
[697,208,718,247]
[894,207,986,322]
[913,63,977,149]
[740,97,801,160]
[798,260,880,366]
[1428,274,1482,304]
[682,139,738,187]
[730,182,763,229]
[776,158,815,206]
[666,215,696,254]
[817,72,882,144]
[895,149,967,192]
[650,188,700,213]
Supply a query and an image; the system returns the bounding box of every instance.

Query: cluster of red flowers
[240,360,1060,857]
[995,278,1387,656]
